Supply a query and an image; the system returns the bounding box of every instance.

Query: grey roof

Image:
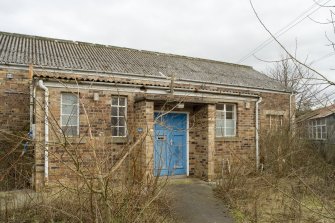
[0,31,288,92]
[297,104,335,123]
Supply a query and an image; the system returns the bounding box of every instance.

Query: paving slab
[168,178,233,223]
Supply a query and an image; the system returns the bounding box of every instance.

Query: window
[216,104,236,137]
[61,93,79,136]
[268,115,283,129]
[111,96,127,137]
[309,118,327,140]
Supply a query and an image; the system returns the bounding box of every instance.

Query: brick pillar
[134,100,154,182]
[191,104,216,181]
[207,104,216,181]
[34,89,46,191]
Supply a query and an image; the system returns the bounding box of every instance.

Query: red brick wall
[0,68,293,188]
[0,68,30,134]
[34,87,138,190]
[0,68,32,189]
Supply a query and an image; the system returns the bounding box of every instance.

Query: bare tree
[266,54,323,113]
[213,2,335,222]
[250,0,335,110]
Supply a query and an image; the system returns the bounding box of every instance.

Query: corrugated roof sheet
[0,31,288,92]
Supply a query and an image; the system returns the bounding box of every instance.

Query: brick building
[0,31,294,190]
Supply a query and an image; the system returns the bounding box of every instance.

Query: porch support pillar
[207,104,216,181]
[134,100,154,182]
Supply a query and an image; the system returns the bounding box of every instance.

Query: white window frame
[111,96,127,137]
[216,103,237,137]
[60,93,79,136]
[268,114,283,129]
[308,118,327,140]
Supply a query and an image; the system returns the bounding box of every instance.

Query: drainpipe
[38,80,49,184]
[28,65,35,138]
[255,96,262,171]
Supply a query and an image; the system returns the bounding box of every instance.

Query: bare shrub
[216,123,335,222]
[0,131,34,191]
[0,81,175,222]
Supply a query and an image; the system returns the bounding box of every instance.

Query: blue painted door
[154,112,187,176]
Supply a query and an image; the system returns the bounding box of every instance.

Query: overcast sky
[0,0,334,81]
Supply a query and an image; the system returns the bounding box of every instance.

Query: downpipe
[38,80,49,184]
[255,96,262,171]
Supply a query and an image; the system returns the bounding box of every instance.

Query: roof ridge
[0,30,253,69]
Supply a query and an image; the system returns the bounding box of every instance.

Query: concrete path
[168,178,233,223]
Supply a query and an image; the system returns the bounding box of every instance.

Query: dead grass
[0,181,175,223]
[216,126,335,223]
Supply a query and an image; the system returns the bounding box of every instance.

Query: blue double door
[154,112,187,176]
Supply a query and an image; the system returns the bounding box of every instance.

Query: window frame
[215,103,237,137]
[308,118,327,140]
[111,96,127,137]
[60,92,80,137]
[268,114,283,129]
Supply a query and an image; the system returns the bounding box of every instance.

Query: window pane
[112,126,118,136]
[111,117,118,126]
[62,105,78,115]
[112,97,118,105]
[119,97,126,106]
[111,107,118,116]
[62,126,78,136]
[119,117,125,127]
[62,115,78,126]
[226,128,235,136]
[216,119,224,128]
[317,126,322,139]
[119,107,126,117]
[62,94,78,104]
[226,119,234,128]
[226,104,233,112]
[216,111,224,119]
[308,126,312,138]
[226,112,233,119]
[119,127,125,136]
[322,132,327,139]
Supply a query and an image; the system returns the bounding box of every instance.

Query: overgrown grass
[216,126,335,222]
[0,178,174,222]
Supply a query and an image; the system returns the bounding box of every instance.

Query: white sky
[0,0,334,82]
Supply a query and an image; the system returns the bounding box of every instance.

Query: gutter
[255,96,262,171]
[0,64,292,94]
[38,80,49,184]
[43,79,260,99]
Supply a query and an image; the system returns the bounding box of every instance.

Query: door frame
[154,111,189,176]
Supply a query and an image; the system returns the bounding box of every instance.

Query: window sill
[215,137,241,142]
[63,137,87,144]
[110,137,128,144]
[61,136,129,144]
